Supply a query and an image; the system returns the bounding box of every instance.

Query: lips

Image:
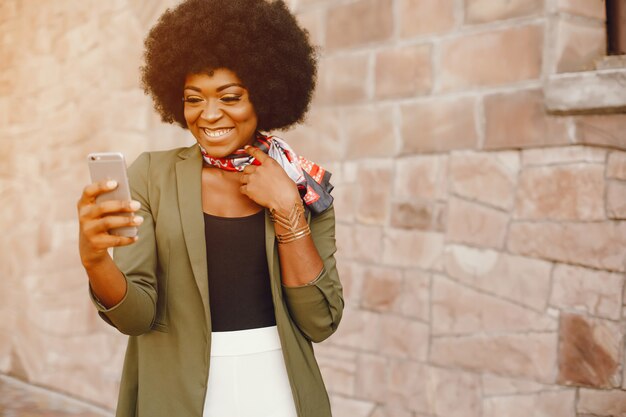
[202,127,233,138]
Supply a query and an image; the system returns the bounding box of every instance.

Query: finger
[239,184,249,196]
[242,165,257,175]
[85,214,143,235]
[78,180,118,206]
[240,173,249,185]
[79,200,140,220]
[89,234,138,250]
[244,145,269,164]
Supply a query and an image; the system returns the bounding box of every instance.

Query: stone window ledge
[545,65,626,114]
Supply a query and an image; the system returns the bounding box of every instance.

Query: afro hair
[141,0,318,132]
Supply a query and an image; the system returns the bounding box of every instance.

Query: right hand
[77,180,143,268]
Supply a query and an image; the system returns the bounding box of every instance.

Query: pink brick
[379,315,429,360]
[383,228,444,269]
[578,389,626,415]
[333,308,381,351]
[557,0,606,19]
[607,151,626,179]
[607,180,626,219]
[375,44,433,99]
[401,269,431,322]
[465,0,543,23]
[284,108,342,162]
[361,266,404,313]
[352,225,385,263]
[316,55,369,105]
[440,25,542,91]
[554,18,606,73]
[401,97,478,153]
[326,0,393,50]
[355,353,389,402]
[484,89,570,149]
[508,221,626,272]
[576,114,626,150]
[515,164,605,221]
[483,391,576,417]
[356,162,393,225]
[394,154,448,200]
[388,360,430,412]
[399,0,455,38]
[344,105,397,159]
[390,200,446,232]
[446,198,509,249]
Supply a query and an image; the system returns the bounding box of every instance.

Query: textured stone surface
[578,388,626,415]
[521,145,606,166]
[607,180,626,219]
[465,0,544,23]
[483,390,576,417]
[344,106,397,159]
[379,315,429,360]
[481,374,549,396]
[576,114,626,150]
[557,0,606,19]
[508,221,626,271]
[440,25,543,91]
[558,313,622,388]
[484,89,569,149]
[449,150,520,210]
[432,276,556,335]
[316,55,369,105]
[398,0,455,38]
[607,151,626,180]
[383,228,444,270]
[394,155,448,201]
[401,97,478,153]
[326,0,393,50]
[550,263,624,320]
[446,198,509,249]
[515,164,605,220]
[361,266,404,313]
[356,162,393,225]
[375,45,432,99]
[444,245,552,311]
[431,333,558,382]
[553,18,606,73]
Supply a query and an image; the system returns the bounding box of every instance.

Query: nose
[200,99,222,123]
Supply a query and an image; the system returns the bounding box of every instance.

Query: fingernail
[134,216,144,225]
[244,145,250,149]
[130,201,141,210]
[107,180,118,189]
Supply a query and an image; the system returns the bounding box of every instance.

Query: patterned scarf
[199,133,334,214]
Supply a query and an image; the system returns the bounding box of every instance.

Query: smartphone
[87,152,138,238]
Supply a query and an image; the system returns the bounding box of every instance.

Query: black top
[203,210,276,332]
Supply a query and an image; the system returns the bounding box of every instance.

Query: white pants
[203,326,298,417]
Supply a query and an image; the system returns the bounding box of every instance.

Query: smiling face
[183,69,258,158]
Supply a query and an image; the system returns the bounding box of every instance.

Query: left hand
[240,145,300,212]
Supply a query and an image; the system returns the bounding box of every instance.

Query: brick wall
[1,0,625,415]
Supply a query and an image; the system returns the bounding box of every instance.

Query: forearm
[275,215,324,287]
[84,254,127,308]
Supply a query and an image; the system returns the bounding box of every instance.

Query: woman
[76,1,343,416]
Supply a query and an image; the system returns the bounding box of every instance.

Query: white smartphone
[87,152,138,238]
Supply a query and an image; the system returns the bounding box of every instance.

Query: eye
[221,95,242,103]
[183,96,204,104]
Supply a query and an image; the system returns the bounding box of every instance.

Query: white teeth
[203,128,232,138]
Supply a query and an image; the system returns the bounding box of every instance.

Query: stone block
[375,44,433,99]
[388,360,430,413]
[444,245,553,311]
[333,308,381,352]
[551,264,624,320]
[356,162,393,225]
[355,353,389,402]
[607,151,626,180]
[394,154,448,201]
[399,0,455,38]
[483,390,576,417]
[316,54,369,105]
[607,180,626,219]
[427,367,482,417]
[558,313,622,388]
[295,8,325,48]
[553,18,606,73]
[369,406,413,417]
[379,315,429,360]
[361,266,404,313]
[332,184,356,224]
[329,395,376,417]
[352,225,385,263]
[576,114,626,150]
[315,344,357,396]
[465,0,543,23]
[521,145,606,166]
[557,0,606,19]
[401,97,478,153]
[578,388,626,416]
[481,374,549,396]
[484,89,569,149]
[284,108,343,163]
[400,269,431,322]
[545,69,626,113]
[507,221,626,272]
[431,332,558,382]
[449,150,520,210]
[515,164,605,221]
[440,25,542,91]
[390,200,446,231]
[432,275,556,335]
[446,198,509,249]
[344,105,397,159]
[326,0,393,50]
[383,228,444,270]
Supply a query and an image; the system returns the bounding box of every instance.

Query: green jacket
[91,145,344,417]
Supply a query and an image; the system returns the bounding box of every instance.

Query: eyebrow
[183,83,245,93]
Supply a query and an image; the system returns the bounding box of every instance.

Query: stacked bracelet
[270,201,311,244]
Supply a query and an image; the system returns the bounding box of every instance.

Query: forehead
[184,68,245,91]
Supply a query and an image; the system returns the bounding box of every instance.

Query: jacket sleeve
[281,205,344,343]
[89,152,158,336]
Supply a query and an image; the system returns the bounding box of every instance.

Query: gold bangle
[270,201,310,244]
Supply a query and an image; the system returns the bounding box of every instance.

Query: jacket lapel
[175,146,211,325]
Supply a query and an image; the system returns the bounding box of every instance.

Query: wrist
[269,188,301,214]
